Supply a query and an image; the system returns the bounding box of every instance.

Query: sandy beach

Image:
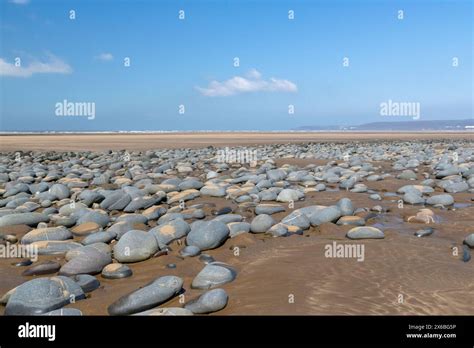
[0,132,473,316]
[1,132,473,151]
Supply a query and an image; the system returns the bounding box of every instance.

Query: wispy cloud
[0,53,72,78]
[196,69,297,97]
[95,53,114,61]
[9,0,30,5]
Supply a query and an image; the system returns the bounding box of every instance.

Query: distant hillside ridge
[293,119,474,131]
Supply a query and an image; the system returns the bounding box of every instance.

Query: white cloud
[9,0,30,4]
[0,53,72,78]
[95,53,114,61]
[196,69,297,97]
[245,68,262,79]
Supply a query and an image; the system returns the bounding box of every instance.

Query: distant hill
[293,119,474,131]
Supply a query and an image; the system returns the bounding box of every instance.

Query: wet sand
[1,132,473,151]
[1,134,473,315]
[1,189,473,315]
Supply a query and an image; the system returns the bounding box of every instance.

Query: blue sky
[0,0,472,131]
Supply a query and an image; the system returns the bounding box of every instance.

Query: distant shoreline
[1,129,473,136]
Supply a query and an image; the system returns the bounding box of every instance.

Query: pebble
[116,214,148,225]
[81,231,115,245]
[463,233,474,248]
[106,221,138,240]
[22,261,61,276]
[133,307,193,316]
[403,191,425,205]
[66,242,111,261]
[426,194,454,206]
[58,202,88,216]
[43,308,83,316]
[100,191,131,211]
[102,263,133,279]
[185,288,228,314]
[398,170,417,180]
[255,204,285,215]
[309,206,341,226]
[0,212,49,227]
[336,216,365,226]
[191,262,237,289]
[336,198,354,216]
[0,234,17,244]
[75,210,110,228]
[351,184,367,193]
[414,227,434,238]
[71,274,101,293]
[267,169,287,181]
[340,177,357,190]
[228,222,251,237]
[280,212,310,229]
[214,207,233,215]
[369,194,382,201]
[79,190,105,206]
[49,184,70,200]
[346,226,385,239]
[32,240,83,255]
[276,189,303,202]
[21,226,72,244]
[462,245,471,262]
[167,189,200,204]
[142,205,167,220]
[12,259,33,267]
[398,185,434,194]
[179,245,201,257]
[199,254,215,264]
[213,214,243,224]
[267,223,289,237]
[124,195,161,212]
[250,214,276,233]
[200,185,226,197]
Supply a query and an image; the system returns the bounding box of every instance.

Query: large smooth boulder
[150,218,190,248]
[108,276,183,315]
[4,276,85,315]
[186,220,229,251]
[100,191,131,211]
[59,246,112,276]
[0,212,49,227]
[113,230,158,263]
[250,214,276,233]
[49,184,70,200]
[185,288,228,314]
[21,226,72,244]
[309,206,341,226]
